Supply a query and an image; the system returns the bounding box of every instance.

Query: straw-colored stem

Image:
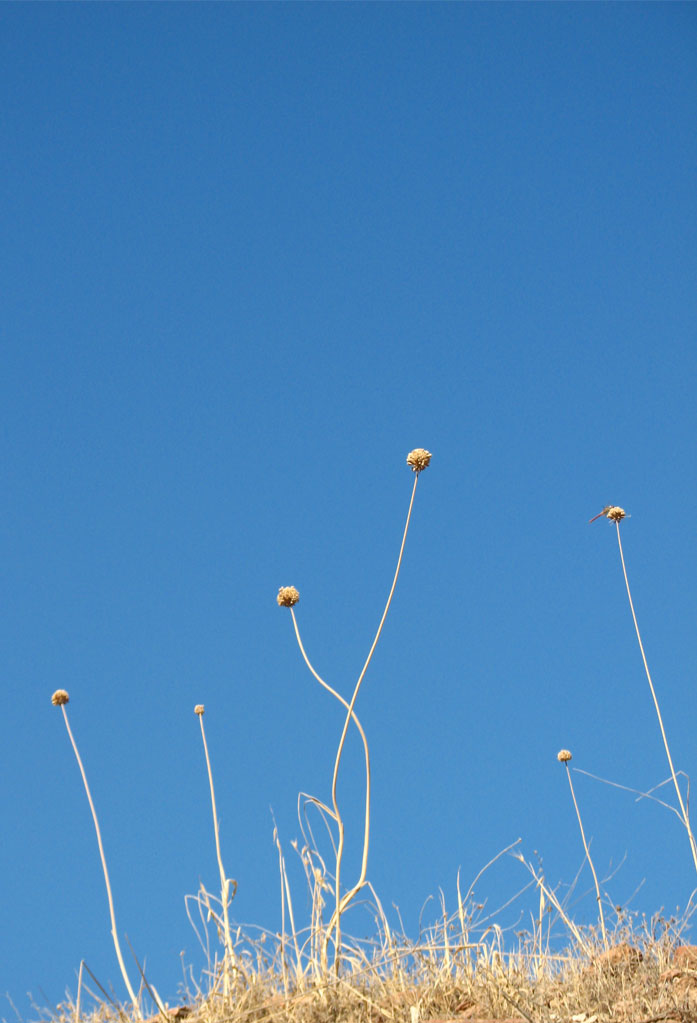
[197,713,235,996]
[59,705,141,1018]
[273,827,289,996]
[535,884,545,976]
[614,522,697,874]
[274,822,304,990]
[290,607,372,909]
[282,847,303,987]
[328,471,421,972]
[564,764,607,949]
[75,960,84,1023]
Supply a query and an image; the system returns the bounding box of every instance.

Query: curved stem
[291,610,370,872]
[60,706,141,1017]
[615,522,697,874]
[290,608,371,971]
[328,471,421,971]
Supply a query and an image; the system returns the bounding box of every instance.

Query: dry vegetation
[40,917,697,1023]
[42,457,697,1023]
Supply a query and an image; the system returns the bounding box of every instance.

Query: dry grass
[42,912,697,1023]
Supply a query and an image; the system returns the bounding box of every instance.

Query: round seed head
[194,704,205,716]
[406,448,432,473]
[277,586,300,608]
[52,689,70,706]
[557,749,572,763]
[606,506,627,522]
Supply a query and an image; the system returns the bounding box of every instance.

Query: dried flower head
[406,448,432,473]
[606,506,627,522]
[277,586,300,608]
[194,704,205,716]
[557,749,572,763]
[51,689,70,706]
[589,505,629,524]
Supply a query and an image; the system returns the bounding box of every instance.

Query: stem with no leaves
[53,695,142,1018]
[276,448,431,976]
[613,519,697,874]
[290,608,372,972]
[327,469,421,972]
[562,758,607,949]
[195,706,236,996]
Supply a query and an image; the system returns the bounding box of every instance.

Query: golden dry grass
[43,914,697,1023]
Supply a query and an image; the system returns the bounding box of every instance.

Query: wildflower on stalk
[589,505,628,524]
[406,448,432,473]
[556,745,607,948]
[277,586,300,607]
[592,496,697,878]
[194,704,205,716]
[50,688,142,1015]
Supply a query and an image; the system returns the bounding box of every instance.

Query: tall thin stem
[564,764,607,949]
[197,710,236,996]
[328,471,420,971]
[59,705,141,1018]
[614,522,697,874]
[290,609,372,971]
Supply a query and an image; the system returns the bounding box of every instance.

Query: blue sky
[2,2,697,1012]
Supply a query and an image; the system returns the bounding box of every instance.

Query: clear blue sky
[3,2,697,1011]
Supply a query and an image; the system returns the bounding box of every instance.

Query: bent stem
[290,608,371,973]
[614,520,697,875]
[563,763,607,949]
[196,710,236,996]
[328,470,421,973]
[57,704,141,1018]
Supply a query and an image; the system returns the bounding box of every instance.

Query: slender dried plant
[51,690,142,1018]
[278,448,431,975]
[590,505,697,875]
[556,749,607,949]
[325,449,431,967]
[287,601,371,973]
[194,703,237,998]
